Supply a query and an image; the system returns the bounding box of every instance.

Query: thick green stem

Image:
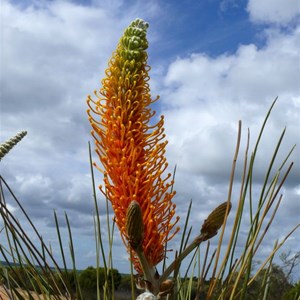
[136,246,160,294]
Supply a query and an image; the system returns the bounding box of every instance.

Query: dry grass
[0,285,69,300]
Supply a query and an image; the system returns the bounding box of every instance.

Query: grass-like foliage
[0,18,299,300]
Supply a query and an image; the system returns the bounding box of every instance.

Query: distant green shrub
[118,274,133,292]
[54,270,77,295]
[78,266,121,292]
[284,281,300,300]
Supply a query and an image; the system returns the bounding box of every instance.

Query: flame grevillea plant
[87,18,180,289]
[87,19,232,297]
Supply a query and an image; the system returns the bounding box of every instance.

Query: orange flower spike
[87,19,180,272]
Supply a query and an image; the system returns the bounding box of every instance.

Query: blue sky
[1,0,300,279]
[148,1,257,57]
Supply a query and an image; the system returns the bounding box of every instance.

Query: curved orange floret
[87,19,179,272]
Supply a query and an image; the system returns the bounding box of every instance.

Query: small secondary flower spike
[201,201,231,240]
[87,19,179,272]
[0,131,27,160]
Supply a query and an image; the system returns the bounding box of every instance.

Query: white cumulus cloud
[247,0,300,25]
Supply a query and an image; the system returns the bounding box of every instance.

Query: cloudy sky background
[1,0,300,278]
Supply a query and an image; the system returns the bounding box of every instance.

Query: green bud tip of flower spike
[120,18,149,62]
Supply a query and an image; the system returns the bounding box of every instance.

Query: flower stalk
[159,201,231,284]
[87,19,180,293]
